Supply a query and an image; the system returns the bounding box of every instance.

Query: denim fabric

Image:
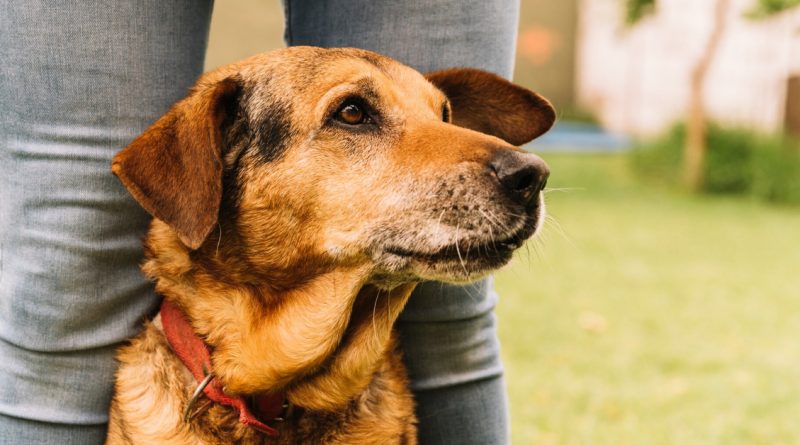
[0,0,214,435]
[284,0,519,77]
[0,0,518,443]
[414,375,510,445]
[0,414,107,444]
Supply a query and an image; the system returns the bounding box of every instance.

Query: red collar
[160,299,287,436]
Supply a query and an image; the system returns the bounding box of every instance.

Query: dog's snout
[489,150,549,205]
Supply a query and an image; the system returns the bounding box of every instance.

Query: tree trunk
[784,75,800,142]
[685,0,731,191]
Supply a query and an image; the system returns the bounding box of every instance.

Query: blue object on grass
[525,121,631,153]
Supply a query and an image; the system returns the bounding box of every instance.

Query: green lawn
[495,154,800,445]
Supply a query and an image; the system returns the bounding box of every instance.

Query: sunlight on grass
[496,154,800,445]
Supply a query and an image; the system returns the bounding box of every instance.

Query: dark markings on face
[219,91,251,222]
[253,97,292,164]
[218,86,295,229]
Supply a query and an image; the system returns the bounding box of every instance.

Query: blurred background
[206,1,800,443]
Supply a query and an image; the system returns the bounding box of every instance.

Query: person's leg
[0,1,212,442]
[283,0,518,76]
[284,1,520,443]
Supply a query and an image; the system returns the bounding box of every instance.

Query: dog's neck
[142,221,416,412]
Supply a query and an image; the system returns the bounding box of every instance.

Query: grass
[495,154,800,445]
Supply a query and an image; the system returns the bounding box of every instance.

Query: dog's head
[113,47,554,288]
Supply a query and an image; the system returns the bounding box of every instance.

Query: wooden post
[784,75,800,139]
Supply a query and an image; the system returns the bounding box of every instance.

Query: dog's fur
[107,47,555,444]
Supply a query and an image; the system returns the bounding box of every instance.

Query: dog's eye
[335,101,370,125]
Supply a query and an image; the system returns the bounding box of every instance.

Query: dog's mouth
[380,210,540,282]
[385,229,526,264]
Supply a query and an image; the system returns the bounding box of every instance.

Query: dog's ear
[112,77,241,250]
[426,68,555,146]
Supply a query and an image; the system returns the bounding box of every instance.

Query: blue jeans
[0,1,519,443]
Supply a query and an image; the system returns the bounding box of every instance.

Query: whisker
[544,214,576,249]
[435,209,446,243]
[486,209,513,233]
[371,289,382,348]
[460,280,482,303]
[215,223,222,257]
[478,208,498,226]
[385,289,391,335]
[478,209,504,247]
[530,236,546,262]
[487,223,497,253]
[543,186,584,194]
[454,223,469,277]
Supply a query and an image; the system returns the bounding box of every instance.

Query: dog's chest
[191,351,417,444]
[110,323,417,444]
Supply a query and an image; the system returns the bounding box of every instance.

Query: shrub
[702,125,759,194]
[630,123,800,205]
[752,143,800,205]
[630,124,685,186]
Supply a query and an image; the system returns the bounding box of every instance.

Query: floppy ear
[426,68,556,146]
[112,77,240,250]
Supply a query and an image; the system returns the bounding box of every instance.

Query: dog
[107,46,554,444]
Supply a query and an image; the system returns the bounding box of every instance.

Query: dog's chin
[383,235,520,283]
[373,212,542,286]
[403,249,514,283]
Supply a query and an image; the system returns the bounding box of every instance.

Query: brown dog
[107,46,554,444]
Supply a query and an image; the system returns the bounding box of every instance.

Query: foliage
[701,125,760,193]
[747,0,800,17]
[752,142,800,203]
[629,124,684,185]
[630,123,800,204]
[624,0,800,23]
[624,0,656,25]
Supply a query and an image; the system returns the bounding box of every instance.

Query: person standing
[0,1,520,443]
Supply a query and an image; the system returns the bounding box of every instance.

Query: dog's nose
[489,150,550,205]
